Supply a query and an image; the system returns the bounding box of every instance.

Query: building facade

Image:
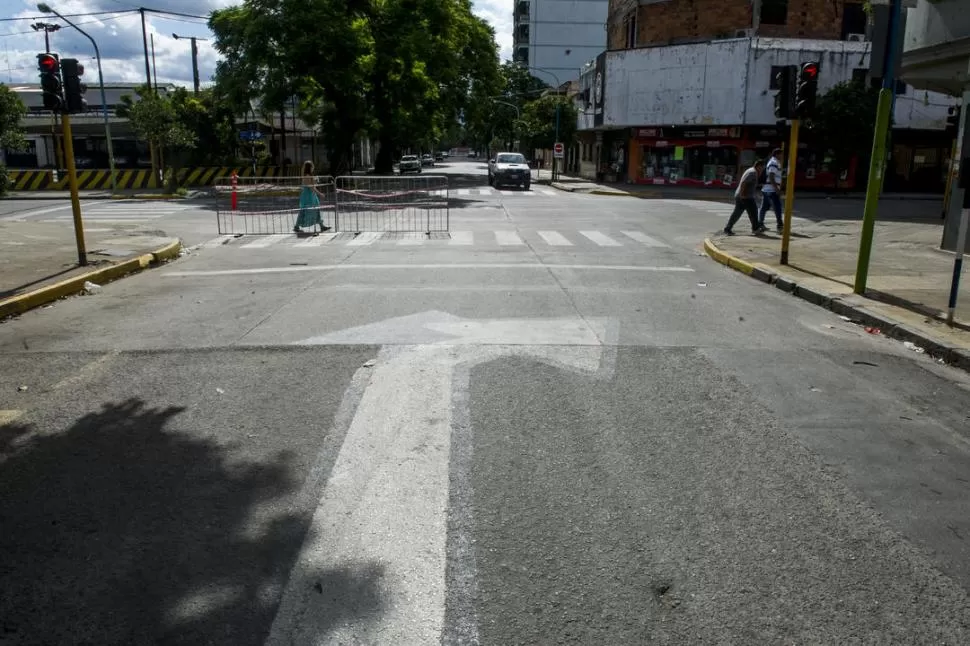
[513,0,610,87]
[574,0,957,192]
[901,0,970,251]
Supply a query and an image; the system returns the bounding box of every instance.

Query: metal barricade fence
[214,175,337,235]
[335,175,449,233]
[215,174,449,235]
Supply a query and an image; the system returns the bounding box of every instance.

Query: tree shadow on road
[0,399,384,645]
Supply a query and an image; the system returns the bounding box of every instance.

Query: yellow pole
[61,113,87,266]
[780,119,800,265]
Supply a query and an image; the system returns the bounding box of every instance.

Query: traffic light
[794,61,820,119]
[946,105,961,137]
[61,58,87,114]
[773,65,795,120]
[37,52,63,112]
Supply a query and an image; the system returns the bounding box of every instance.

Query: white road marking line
[202,235,234,248]
[240,235,286,249]
[537,230,573,246]
[397,235,427,246]
[457,188,471,196]
[621,230,669,248]
[293,233,338,247]
[536,189,557,196]
[347,231,383,246]
[495,230,525,245]
[498,190,517,196]
[448,231,474,245]
[50,216,165,222]
[580,230,622,247]
[164,263,696,277]
[0,203,77,221]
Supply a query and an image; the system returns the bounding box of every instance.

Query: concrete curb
[702,237,970,371]
[588,189,636,197]
[0,239,182,320]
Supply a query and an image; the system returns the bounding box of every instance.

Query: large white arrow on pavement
[266,312,617,645]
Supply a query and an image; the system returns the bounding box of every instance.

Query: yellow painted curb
[588,189,635,197]
[703,238,756,276]
[0,239,181,320]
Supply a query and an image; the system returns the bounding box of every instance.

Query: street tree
[0,84,27,195]
[518,94,578,154]
[117,86,197,192]
[806,79,880,188]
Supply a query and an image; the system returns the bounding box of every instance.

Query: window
[761,0,788,26]
[623,11,637,49]
[841,1,867,39]
[497,153,526,164]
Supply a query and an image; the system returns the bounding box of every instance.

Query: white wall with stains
[601,37,956,129]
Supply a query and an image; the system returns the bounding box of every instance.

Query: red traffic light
[37,53,59,72]
[801,63,818,79]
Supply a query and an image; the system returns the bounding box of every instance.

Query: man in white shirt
[759,148,784,232]
[723,160,765,236]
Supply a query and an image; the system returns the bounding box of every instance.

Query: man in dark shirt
[724,160,765,236]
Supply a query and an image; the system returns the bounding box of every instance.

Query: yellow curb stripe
[0,240,181,320]
[703,238,756,276]
[28,170,49,190]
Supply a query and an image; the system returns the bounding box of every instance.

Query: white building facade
[574,36,957,191]
[513,0,609,87]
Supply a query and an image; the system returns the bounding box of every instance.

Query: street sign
[239,130,264,142]
[553,142,564,158]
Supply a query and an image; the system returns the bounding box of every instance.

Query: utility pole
[140,8,151,88]
[854,0,903,294]
[946,63,970,326]
[172,34,206,94]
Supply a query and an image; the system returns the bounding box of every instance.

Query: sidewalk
[4,189,199,200]
[0,219,181,319]
[705,218,970,368]
[544,172,944,203]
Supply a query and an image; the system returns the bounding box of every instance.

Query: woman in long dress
[294,160,331,234]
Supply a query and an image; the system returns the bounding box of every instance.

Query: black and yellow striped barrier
[7,166,307,190]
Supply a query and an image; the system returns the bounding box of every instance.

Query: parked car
[488,152,531,190]
[399,155,422,173]
[421,153,435,167]
[434,152,444,161]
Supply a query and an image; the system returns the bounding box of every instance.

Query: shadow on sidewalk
[0,399,385,644]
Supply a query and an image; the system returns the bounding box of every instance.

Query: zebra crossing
[44,200,195,224]
[452,187,559,197]
[661,198,809,223]
[199,228,672,251]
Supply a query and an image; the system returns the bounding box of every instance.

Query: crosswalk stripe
[347,231,383,246]
[449,231,474,245]
[537,230,573,246]
[536,189,557,196]
[202,235,234,248]
[51,216,164,222]
[293,233,339,247]
[621,231,668,248]
[397,235,427,245]
[495,231,525,246]
[580,230,622,247]
[241,235,285,249]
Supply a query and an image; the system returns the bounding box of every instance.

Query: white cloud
[0,0,512,89]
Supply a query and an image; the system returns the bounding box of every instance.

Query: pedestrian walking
[294,160,331,234]
[758,148,784,231]
[724,160,765,236]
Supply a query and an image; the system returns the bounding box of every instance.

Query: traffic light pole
[61,113,87,266]
[854,0,902,294]
[780,119,800,265]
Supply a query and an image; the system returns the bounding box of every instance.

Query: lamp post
[172,33,207,95]
[37,3,117,193]
[491,99,521,152]
[525,66,564,181]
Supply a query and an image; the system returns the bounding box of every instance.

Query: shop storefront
[627,126,860,190]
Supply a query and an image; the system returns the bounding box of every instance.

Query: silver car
[399,155,422,174]
[488,152,531,190]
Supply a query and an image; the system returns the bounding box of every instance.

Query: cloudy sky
[0,0,513,88]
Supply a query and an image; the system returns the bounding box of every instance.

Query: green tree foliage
[518,94,578,152]
[0,83,27,196]
[807,80,881,182]
[463,62,547,156]
[168,88,239,166]
[210,0,500,174]
[117,86,197,190]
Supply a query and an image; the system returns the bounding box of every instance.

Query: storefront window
[640,146,685,182]
[684,146,739,183]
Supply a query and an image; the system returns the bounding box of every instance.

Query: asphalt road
[2,160,970,645]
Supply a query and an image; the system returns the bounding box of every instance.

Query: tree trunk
[374,133,395,174]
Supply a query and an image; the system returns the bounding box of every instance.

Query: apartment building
[513,0,610,87]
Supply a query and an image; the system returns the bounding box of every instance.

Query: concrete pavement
[3,161,970,644]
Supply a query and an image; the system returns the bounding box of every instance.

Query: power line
[0,10,134,22]
[142,8,209,20]
[1,15,129,38]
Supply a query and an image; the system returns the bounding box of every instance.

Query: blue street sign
[239,130,264,142]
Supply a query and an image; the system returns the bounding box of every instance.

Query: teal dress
[295,184,324,230]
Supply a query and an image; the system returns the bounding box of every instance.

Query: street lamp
[490,99,521,152]
[172,33,208,95]
[37,2,117,192]
[524,65,565,180]
[30,22,60,53]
